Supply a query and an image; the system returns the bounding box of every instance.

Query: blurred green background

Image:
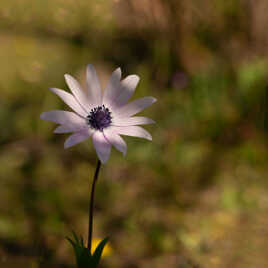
[1,0,268,267]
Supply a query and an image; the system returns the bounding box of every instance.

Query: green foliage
[67,232,108,268]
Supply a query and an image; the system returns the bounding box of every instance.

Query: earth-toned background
[1,1,268,267]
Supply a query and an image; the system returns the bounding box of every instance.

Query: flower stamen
[87,105,112,131]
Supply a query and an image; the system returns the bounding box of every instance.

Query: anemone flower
[40,65,156,164]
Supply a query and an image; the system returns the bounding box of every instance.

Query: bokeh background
[1,0,268,267]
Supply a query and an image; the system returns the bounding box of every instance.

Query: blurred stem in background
[88,160,101,253]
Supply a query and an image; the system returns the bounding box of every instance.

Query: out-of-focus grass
[1,1,268,268]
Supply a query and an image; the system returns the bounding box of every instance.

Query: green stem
[88,160,101,253]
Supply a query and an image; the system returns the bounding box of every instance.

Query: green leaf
[91,237,109,267]
[66,232,109,268]
[67,232,90,267]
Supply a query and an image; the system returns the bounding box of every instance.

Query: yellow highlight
[91,238,112,257]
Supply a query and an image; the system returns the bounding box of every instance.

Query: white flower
[40,65,156,164]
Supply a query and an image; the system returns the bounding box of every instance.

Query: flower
[40,65,156,164]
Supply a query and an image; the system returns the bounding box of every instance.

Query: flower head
[40,65,156,164]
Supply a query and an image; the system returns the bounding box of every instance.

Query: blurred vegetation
[1,0,268,267]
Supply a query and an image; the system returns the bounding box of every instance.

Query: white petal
[104,127,127,156]
[114,97,157,117]
[40,110,86,126]
[50,88,87,117]
[64,128,93,148]
[102,67,122,107]
[54,125,87,133]
[64,74,92,111]
[112,116,155,126]
[92,131,111,164]
[86,64,102,107]
[111,126,152,141]
[113,75,140,108]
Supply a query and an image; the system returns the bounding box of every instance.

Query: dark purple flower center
[86,105,112,131]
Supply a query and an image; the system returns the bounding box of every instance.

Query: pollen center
[86,105,112,131]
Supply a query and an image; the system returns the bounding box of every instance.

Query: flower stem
[88,159,101,253]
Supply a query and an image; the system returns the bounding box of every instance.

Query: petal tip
[64,74,71,80]
[132,74,140,81]
[115,67,121,73]
[49,87,57,94]
[87,64,94,71]
[40,113,45,120]
[64,137,73,149]
[147,118,156,124]
[121,146,127,156]
[124,74,140,86]
[145,132,152,141]
[64,142,70,149]
[53,127,61,133]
